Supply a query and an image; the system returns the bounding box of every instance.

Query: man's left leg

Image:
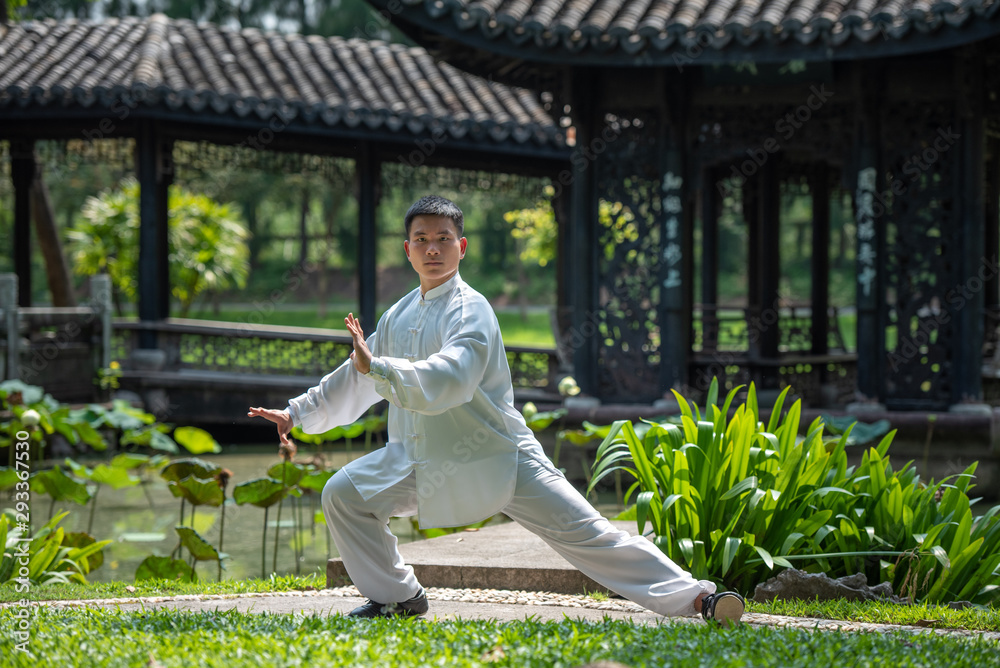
[502,453,743,622]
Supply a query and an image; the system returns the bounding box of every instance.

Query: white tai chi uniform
[286,273,715,616]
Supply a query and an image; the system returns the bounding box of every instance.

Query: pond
[14,446,624,584]
[26,449,422,583]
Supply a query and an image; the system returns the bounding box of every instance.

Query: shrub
[1,511,111,586]
[589,380,1000,603]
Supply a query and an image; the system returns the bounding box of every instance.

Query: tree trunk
[31,167,77,306]
[299,186,310,268]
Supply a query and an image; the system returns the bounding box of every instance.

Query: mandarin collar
[421,273,462,301]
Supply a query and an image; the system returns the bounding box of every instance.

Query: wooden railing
[0,274,112,402]
[689,304,856,406]
[692,304,850,354]
[112,318,561,396]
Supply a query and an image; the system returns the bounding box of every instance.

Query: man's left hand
[345,313,372,375]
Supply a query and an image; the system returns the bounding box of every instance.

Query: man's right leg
[321,469,424,607]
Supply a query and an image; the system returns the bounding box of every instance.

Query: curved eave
[0,101,571,166]
[372,1,1000,69]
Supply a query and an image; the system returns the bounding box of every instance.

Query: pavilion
[367,0,1000,411]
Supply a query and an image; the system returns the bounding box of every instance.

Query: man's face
[404,215,467,291]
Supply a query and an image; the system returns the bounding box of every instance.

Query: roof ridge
[372,0,1000,59]
[0,14,563,150]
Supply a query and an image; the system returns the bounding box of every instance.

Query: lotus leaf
[135,555,197,583]
[233,477,288,508]
[267,462,305,487]
[175,526,222,561]
[31,467,92,505]
[174,426,222,454]
[161,458,221,483]
[298,468,335,493]
[167,476,224,507]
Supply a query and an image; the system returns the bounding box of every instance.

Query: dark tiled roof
[0,14,562,147]
[381,0,1000,58]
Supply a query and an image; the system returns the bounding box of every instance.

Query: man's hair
[404,195,464,238]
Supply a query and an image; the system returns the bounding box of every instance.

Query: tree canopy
[68,179,250,316]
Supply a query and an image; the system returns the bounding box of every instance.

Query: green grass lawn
[2,606,995,667]
[185,306,557,347]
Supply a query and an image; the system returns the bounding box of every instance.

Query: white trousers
[321,452,716,617]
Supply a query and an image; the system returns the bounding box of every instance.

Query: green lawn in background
[183,306,860,352]
[2,606,996,668]
[185,306,557,347]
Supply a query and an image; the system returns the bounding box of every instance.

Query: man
[248,195,745,625]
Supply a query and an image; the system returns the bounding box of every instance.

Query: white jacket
[287,273,557,528]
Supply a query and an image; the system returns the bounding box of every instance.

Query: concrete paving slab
[327,519,644,595]
[81,593,667,625]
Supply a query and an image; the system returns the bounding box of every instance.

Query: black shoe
[348,588,429,618]
[701,591,745,627]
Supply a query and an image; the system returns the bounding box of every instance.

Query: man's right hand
[247,406,293,445]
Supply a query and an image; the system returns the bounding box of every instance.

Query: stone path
[23,586,1000,642]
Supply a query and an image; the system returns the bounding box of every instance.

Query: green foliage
[748,597,1000,632]
[598,199,640,261]
[504,197,557,267]
[589,379,1000,603]
[1,381,108,455]
[175,526,223,563]
[820,415,892,446]
[173,426,222,455]
[65,460,140,491]
[298,468,335,493]
[232,478,289,509]
[0,573,325,603]
[0,511,110,586]
[520,403,566,431]
[160,458,221,483]
[134,555,197,584]
[267,461,306,487]
[68,178,250,316]
[30,467,92,507]
[167,476,224,507]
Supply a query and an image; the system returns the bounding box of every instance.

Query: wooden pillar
[811,164,830,356]
[954,54,985,403]
[985,137,1000,321]
[357,141,379,332]
[569,69,599,396]
[985,136,1000,360]
[551,171,573,367]
[758,155,781,387]
[744,171,761,361]
[854,72,884,403]
[659,78,692,394]
[701,166,719,351]
[11,140,35,307]
[136,121,173,348]
[659,143,691,393]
